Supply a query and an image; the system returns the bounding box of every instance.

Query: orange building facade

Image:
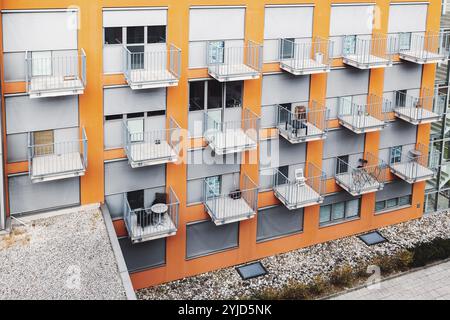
[0,0,445,290]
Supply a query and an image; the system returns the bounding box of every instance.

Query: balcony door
[205,176,221,198]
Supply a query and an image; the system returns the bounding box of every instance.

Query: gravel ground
[0,208,127,300]
[138,211,450,300]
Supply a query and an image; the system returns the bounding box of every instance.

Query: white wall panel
[330,5,374,36]
[264,6,314,39]
[388,4,428,33]
[189,8,245,41]
[103,9,167,27]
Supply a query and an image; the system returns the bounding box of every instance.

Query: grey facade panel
[3,52,26,82]
[104,120,124,149]
[187,179,204,204]
[186,220,239,259]
[277,138,306,168]
[322,191,358,206]
[5,95,79,134]
[9,175,80,215]
[257,205,303,241]
[383,64,423,92]
[261,73,310,106]
[119,237,166,272]
[376,180,413,202]
[104,87,166,116]
[379,121,417,149]
[322,152,364,177]
[323,129,365,159]
[7,133,27,162]
[187,148,241,180]
[104,160,166,195]
[326,69,370,98]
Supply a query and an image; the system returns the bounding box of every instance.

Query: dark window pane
[375,201,386,212]
[127,26,145,44]
[105,27,123,45]
[189,81,205,111]
[105,114,123,121]
[207,80,223,110]
[336,155,349,174]
[147,110,166,117]
[148,26,166,43]
[127,190,144,210]
[226,81,243,108]
[319,205,331,224]
[387,198,398,208]
[398,195,411,206]
[281,38,295,59]
[332,202,345,220]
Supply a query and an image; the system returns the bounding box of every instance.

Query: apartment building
[0,1,447,289]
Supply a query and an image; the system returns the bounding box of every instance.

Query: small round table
[150,203,169,226]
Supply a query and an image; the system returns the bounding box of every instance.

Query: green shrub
[411,238,450,268]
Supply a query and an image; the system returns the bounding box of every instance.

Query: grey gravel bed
[0,208,127,300]
[138,211,450,300]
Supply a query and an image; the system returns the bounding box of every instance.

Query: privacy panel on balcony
[383,64,423,92]
[186,220,239,259]
[3,11,78,52]
[388,3,428,33]
[261,73,310,106]
[189,7,245,41]
[103,87,166,116]
[9,175,80,215]
[257,205,304,242]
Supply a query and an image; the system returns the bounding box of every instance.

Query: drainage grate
[236,261,268,280]
[358,231,387,246]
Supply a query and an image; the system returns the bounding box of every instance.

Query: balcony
[277,102,329,144]
[124,187,179,244]
[273,164,326,210]
[335,152,386,196]
[204,108,259,155]
[393,89,445,125]
[28,128,87,183]
[398,32,449,64]
[390,144,439,184]
[123,44,181,90]
[124,118,180,168]
[338,95,390,134]
[207,40,262,82]
[343,35,393,69]
[204,174,258,226]
[279,38,333,75]
[25,50,86,99]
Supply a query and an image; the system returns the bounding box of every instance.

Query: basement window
[236,262,268,280]
[358,231,387,246]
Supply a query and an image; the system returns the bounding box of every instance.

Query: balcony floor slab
[205,129,257,155]
[394,107,441,125]
[280,58,329,75]
[278,122,325,143]
[390,162,435,184]
[399,50,446,64]
[205,197,256,226]
[336,171,383,196]
[128,141,177,168]
[209,63,260,82]
[339,115,386,134]
[274,183,323,210]
[31,152,85,183]
[128,213,177,244]
[29,76,84,98]
[344,54,392,69]
[127,69,178,90]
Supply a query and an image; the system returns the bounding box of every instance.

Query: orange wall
[0,0,441,289]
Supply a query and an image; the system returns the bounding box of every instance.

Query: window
[104,27,123,45]
[33,130,54,156]
[225,81,243,108]
[319,198,361,226]
[399,32,412,51]
[395,90,407,107]
[209,41,225,64]
[127,190,144,210]
[105,114,123,121]
[147,110,166,117]
[336,155,349,175]
[205,176,221,197]
[127,115,144,143]
[390,146,402,165]
[127,26,145,44]
[32,51,52,77]
[148,26,166,44]
[281,38,295,60]
[375,195,412,213]
[207,80,223,110]
[343,35,357,55]
[189,81,205,111]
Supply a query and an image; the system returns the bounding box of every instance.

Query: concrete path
[332,260,450,300]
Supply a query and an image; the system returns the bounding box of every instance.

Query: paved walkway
[332,260,450,300]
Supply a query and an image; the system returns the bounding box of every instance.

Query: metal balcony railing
[123,187,179,244]
[123,117,181,168]
[204,108,259,155]
[393,89,446,125]
[390,144,440,184]
[28,128,88,183]
[25,49,86,98]
[207,40,262,82]
[273,163,326,210]
[335,152,387,196]
[397,32,450,64]
[123,44,181,90]
[204,174,258,225]
[277,102,329,144]
[343,34,394,69]
[279,37,333,75]
[338,94,390,134]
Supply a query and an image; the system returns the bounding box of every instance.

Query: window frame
[389,146,403,165]
[319,198,361,226]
